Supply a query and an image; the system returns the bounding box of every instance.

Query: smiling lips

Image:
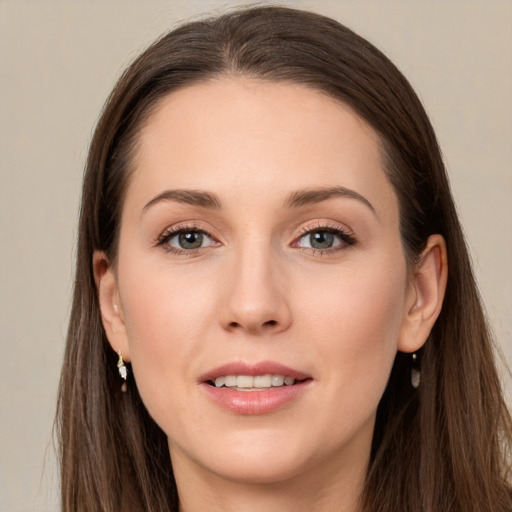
[199,361,312,415]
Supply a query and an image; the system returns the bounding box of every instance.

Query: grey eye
[178,232,203,249]
[309,231,335,249]
[297,230,343,250]
[167,230,214,250]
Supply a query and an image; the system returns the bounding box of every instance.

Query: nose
[218,245,292,336]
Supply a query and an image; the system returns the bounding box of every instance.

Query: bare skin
[95,78,447,512]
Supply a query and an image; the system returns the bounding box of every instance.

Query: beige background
[0,1,510,510]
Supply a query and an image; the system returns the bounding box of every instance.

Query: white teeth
[253,375,272,388]
[224,376,237,387]
[237,375,254,388]
[214,376,225,388]
[212,374,297,389]
[271,375,285,386]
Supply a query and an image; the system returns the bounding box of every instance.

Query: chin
[188,425,341,486]
[208,451,312,486]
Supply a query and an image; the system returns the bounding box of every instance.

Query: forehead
[126,77,397,217]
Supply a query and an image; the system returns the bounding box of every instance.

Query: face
[98,78,425,488]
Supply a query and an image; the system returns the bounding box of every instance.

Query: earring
[117,350,128,392]
[411,352,420,389]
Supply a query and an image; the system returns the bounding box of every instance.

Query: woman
[56,6,512,511]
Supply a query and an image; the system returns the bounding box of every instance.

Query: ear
[398,234,448,353]
[93,251,131,361]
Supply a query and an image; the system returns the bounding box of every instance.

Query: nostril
[228,319,278,330]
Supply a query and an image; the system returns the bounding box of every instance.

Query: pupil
[179,232,203,249]
[311,231,333,249]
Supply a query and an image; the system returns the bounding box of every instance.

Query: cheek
[117,260,218,409]
[300,256,407,387]
[291,261,407,450]
[120,254,217,338]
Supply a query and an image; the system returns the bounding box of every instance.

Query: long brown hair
[56,6,512,511]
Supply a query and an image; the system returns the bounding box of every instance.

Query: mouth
[199,361,313,415]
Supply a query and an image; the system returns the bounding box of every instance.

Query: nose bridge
[220,237,291,334]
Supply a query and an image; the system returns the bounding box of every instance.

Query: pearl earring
[411,352,420,389]
[117,350,128,392]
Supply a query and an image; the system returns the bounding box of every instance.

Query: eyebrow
[143,189,221,211]
[284,186,375,213]
[142,185,375,214]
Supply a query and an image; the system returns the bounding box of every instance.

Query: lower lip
[200,380,312,415]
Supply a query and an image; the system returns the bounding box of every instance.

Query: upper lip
[199,360,311,383]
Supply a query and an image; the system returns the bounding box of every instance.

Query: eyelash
[156,222,217,256]
[156,222,357,256]
[294,222,357,255]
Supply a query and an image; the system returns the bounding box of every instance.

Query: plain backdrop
[0,1,511,510]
